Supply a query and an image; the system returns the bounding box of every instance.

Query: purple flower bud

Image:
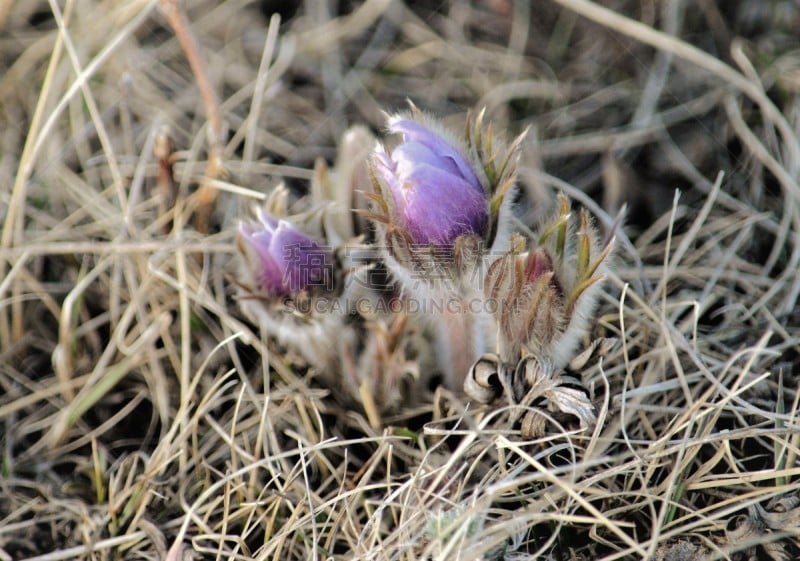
[373,116,488,247]
[522,249,553,283]
[238,209,333,297]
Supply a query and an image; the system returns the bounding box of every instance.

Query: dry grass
[1,1,800,559]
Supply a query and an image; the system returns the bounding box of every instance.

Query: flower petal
[400,164,488,246]
[238,223,287,295]
[391,141,462,180]
[238,216,333,296]
[270,220,332,293]
[388,117,482,194]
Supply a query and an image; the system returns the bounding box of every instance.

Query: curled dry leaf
[464,353,504,404]
[722,501,800,561]
[514,356,597,438]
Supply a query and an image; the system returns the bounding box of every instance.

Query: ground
[1,1,800,560]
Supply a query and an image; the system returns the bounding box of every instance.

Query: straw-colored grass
[1,1,799,560]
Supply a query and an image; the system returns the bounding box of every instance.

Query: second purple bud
[237,208,334,298]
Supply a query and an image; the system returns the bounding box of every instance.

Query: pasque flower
[237,208,333,297]
[366,107,526,392]
[236,171,427,429]
[488,245,564,361]
[367,108,524,286]
[465,195,616,436]
[484,195,614,369]
[372,117,488,247]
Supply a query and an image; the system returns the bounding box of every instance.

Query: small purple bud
[522,248,562,296]
[238,209,333,297]
[373,116,488,247]
[523,249,551,281]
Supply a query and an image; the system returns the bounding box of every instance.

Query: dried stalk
[158,0,225,233]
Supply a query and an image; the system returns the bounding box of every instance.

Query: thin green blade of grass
[65,353,139,428]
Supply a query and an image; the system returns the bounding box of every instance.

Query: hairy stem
[435,301,484,393]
